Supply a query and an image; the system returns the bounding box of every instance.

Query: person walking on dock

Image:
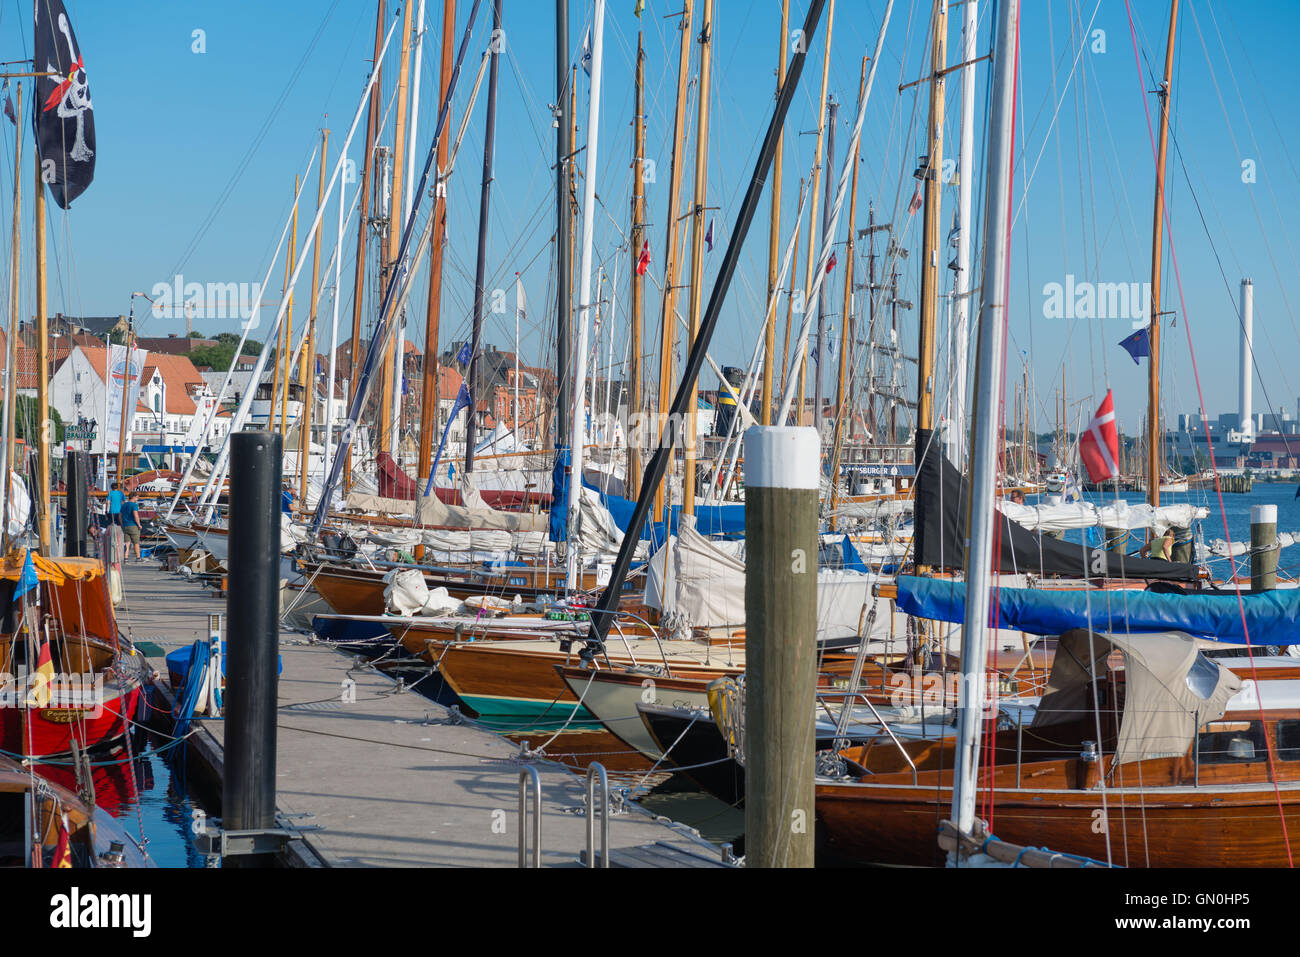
[108,481,125,526]
[121,490,142,562]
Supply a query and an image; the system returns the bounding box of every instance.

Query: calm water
[34,726,215,868]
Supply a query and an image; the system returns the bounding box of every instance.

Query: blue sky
[3,0,1298,440]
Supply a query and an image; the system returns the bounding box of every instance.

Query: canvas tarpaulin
[1031,630,1243,765]
[896,574,1300,645]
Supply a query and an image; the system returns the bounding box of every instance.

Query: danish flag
[1079,390,1120,484]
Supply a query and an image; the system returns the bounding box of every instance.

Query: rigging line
[1169,130,1298,472]
[1007,0,1101,229]
[1123,0,1293,867]
[1185,1,1300,364]
[163,0,346,284]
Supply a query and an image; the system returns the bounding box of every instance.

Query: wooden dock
[118,560,733,868]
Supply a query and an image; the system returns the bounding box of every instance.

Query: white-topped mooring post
[1251,503,1276,594]
[743,426,819,868]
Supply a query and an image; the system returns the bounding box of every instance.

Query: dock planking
[117,560,729,867]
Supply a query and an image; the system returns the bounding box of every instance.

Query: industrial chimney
[1239,278,1254,441]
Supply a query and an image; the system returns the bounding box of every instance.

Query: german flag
[27,634,54,708]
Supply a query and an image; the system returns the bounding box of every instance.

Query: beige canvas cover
[1032,629,1243,765]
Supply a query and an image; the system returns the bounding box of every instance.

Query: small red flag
[908,186,923,215]
[826,251,838,274]
[1079,390,1120,484]
[635,240,651,276]
[53,813,72,868]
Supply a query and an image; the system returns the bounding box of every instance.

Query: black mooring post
[223,431,282,866]
[65,452,88,558]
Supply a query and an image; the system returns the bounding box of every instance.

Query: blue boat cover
[896,575,1300,646]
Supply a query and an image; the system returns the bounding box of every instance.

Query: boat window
[1276,720,1300,762]
[1185,652,1221,700]
[1197,720,1266,764]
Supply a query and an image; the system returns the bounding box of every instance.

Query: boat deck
[117,561,731,868]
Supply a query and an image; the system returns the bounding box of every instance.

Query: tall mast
[378,0,415,459]
[1147,0,1179,509]
[464,0,503,473]
[951,0,1018,846]
[795,0,835,426]
[948,0,977,465]
[566,0,607,593]
[652,0,695,520]
[555,0,573,456]
[274,185,299,436]
[1,83,20,549]
[780,177,806,414]
[915,0,949,435]
[390,0,429,468]
[682,0,715,518]
[813,96,837,431]
[627,31,646,498]
[761,0,790,426]
[299,129,330,503]
[34,143,50,553]
[346,0,386,492]
[829,57,867,525]
[418,0,458,492]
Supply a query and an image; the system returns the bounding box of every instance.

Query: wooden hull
[815,778,1300,867]
[0,681,141,759]
[429,638,745,733]
[308,562,629,617]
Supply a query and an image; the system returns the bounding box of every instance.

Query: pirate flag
[33,0,96,209]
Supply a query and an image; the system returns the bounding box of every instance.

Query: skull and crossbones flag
[33,0,95,209]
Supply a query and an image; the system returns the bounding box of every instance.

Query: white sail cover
[6,471,29,539]
[999,500,1208,534]
[644,521,895,639]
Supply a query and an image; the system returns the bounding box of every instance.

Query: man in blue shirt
[107,482,125,526]
[120,490,142,561]
[281,483,296,516]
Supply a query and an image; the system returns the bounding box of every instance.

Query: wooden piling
[743,426,818,868]
[1251,504,1277,593]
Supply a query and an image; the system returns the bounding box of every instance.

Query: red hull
[0,684,141,758]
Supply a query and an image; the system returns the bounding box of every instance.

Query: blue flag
[13,548,38,599]
[456,342,472,366]
[1119,326,1150,365]
[423,384,473,496]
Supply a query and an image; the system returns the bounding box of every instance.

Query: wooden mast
[33,142,50,553]
[273,183,298,436]
[418,0,457,492]
[378,0,415,460]
[795,0,835,426]
[464,0,503,474]
[682,0,715,518]
[829,56,868,528]
[299,129,330,503]
[4,83,22,541]
[915,0,949,435]
[652,0,695,521]
[761,0,791,426]
[627,30,646,499]
[1147,0,1179,509]
[345,0,386,492]
[779,177,805,414]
